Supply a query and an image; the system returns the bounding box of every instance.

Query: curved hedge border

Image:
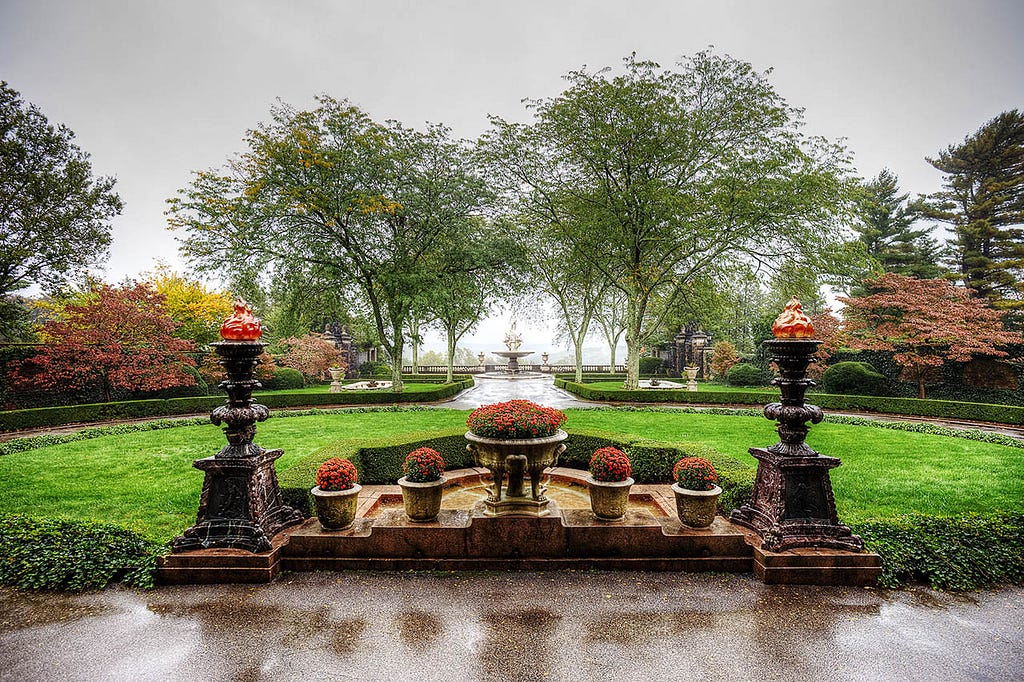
[555,379,1024,426]
[0,377,474,432]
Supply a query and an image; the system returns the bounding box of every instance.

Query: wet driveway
[2,571,1021,681]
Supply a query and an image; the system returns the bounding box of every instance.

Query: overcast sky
[2,0,1023,356]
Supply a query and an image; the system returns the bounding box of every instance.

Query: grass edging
[556,379,1024,426]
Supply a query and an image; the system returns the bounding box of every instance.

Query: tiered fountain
[491,321,535,375]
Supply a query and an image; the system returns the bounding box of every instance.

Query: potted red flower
[398,447,447,522]
[465,400,569,514]
[311,458,361,530]
[671,457,721,528]
[586,446,634,520]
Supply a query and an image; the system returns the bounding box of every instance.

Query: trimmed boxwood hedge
[276,427,754,519]
[0,377,474,432]
[555,379,1024,425]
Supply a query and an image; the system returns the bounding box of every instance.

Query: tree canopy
[168,98,496,390]
[838,273,1021,398]
[0,82,123,339]
[921,110,1024,314]
[480,52,855,388]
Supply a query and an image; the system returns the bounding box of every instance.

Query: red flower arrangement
[673,457,719,491]
[466,400,567,439]
[589,446,632,482]
[402,447,445,483]
[316,458,359,491]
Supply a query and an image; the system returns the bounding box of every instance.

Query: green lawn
[589,380,777,393]
[0,408,1019,541]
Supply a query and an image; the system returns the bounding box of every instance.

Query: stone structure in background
[669,322,712,378]
[324,322,359,379]
[731,298,864,552]
[172,301,303,553]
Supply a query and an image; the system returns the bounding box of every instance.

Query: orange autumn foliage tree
[10,283,196,402]
[838,273,1021,398]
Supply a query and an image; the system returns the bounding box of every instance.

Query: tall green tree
[422,220,525,382]
[0,82,123,339]
[168,98,491,391]
[850,169,945,290]
[921,110,1024,314]
[481,52,853,389]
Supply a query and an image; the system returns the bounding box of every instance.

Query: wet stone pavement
[1,572,1021,681]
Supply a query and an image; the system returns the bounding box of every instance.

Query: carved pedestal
[730,338,863,553]
[172,341,303,553]
[172,448,301,552]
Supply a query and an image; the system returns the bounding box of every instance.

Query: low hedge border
[556,379,1024,426]
[0,377,474,432]
[0,514,163,590]
[851,512,1024,590]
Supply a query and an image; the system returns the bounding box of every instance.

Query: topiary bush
[639,357,665,375]
[726,363,765,386]
[263,366,305,390]
[821,361,887,396]
[359,361,391,378]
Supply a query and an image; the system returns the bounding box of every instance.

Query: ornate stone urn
[328,366,345,393]
[672,483,721,528]
[311,485,361,530]
[465,430,568,516]
[683,366,699,391]
[588,477,634,520]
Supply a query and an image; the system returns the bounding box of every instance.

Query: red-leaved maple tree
[277,333,346,382]
[838,273,1021,398]
[10,283,196,402]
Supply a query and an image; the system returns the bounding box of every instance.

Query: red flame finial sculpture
[219,300,263,341]
[771,297,815,339]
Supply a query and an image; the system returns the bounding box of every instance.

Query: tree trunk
[410,318,420,375]
[573,336,584,383]
[918,375,926,399]
[446,328,456,384]
[608,341,616,373]
[388,320,404,393]
[623,298,642,390]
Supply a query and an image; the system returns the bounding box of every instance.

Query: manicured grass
[0,411,465,541]
[565,410,1024,523]
[0,408,1019,541]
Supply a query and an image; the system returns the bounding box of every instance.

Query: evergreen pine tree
[922,110,1024,313]
[851,169,945,293]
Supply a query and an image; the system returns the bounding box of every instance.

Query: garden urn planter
[465,430,568,517]
[587,476,634,521]
[671,483,721,528]
[311,484,361,530]
[684,366,699,391]
[398,476,447,522]
[328,367,345,393]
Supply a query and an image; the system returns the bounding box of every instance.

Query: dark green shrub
[554,379,1024,426]
[359,361,391,378]
[821,361,887,396]
[639,357,665,375]
[0,378,474,431]
[0,514,162,590]
[263,367,304,390]
[726,363,765,387]
[853,512,1024,590]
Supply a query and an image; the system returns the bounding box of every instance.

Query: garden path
[1,572,1020,681]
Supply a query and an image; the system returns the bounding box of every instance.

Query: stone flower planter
[397,476,447,522]
[311,484,361,530]
[587,476,634,521]
[671,483,721,528]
